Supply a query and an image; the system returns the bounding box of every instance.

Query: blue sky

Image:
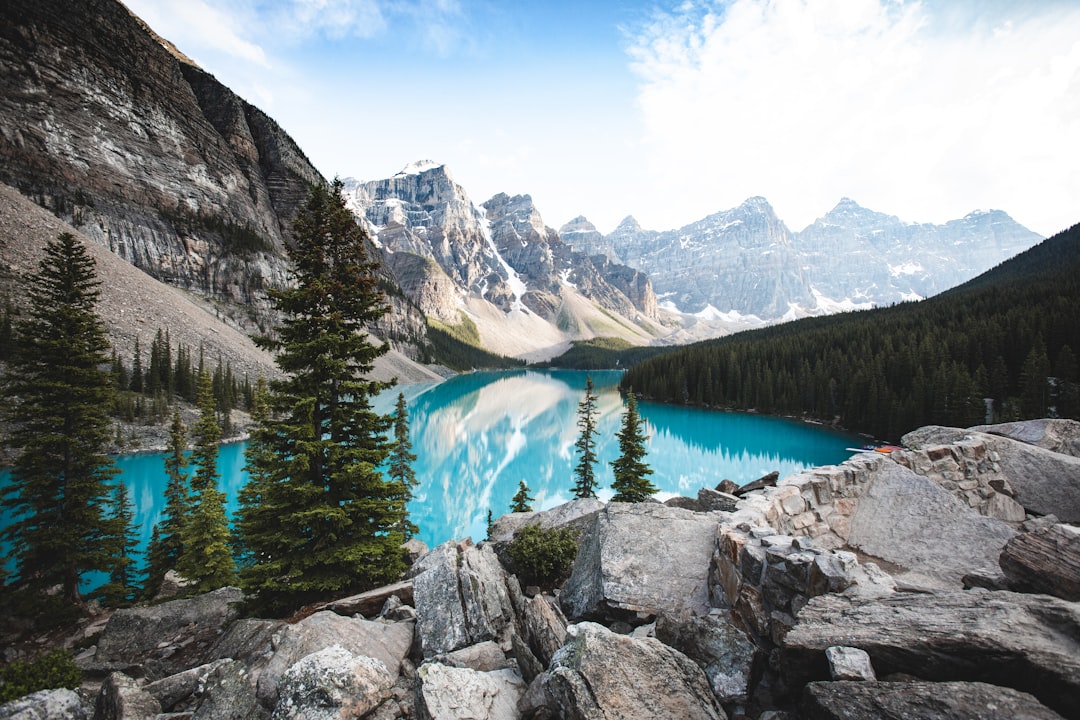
[124,0,1080,238]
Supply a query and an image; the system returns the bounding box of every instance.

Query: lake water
[1,369,859,585]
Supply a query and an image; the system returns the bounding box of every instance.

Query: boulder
[654,611,758,703]
[415,663,525,720]
[191,659,267,720]
[522,595,568,668]
[320,580,414,618]
[782,590,1080,718]
[207,618,283,667]
[999,523,1080,601]
[93,586,243,680]
[733,471,779,498]
[800,680,1065,720]
[843,461,1016,588]
[412,541,519,658]
[539,622,727,720]
[487,498,605,545]
[972,418,1080,458]
[94,672,161,720]
[902,425,1080,522]
[823,647,874,681]
[434,641,513,673]
[697,488,740,513]
[255,611,413,710]
[0,689,91,720]
[716,479,741,495]
[270,645,394,720]
[143,659,231,712]
[560,504,724,621]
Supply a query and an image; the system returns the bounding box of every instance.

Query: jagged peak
[560,216,597,233]
[394,159,446,178]
[614,215,643,233]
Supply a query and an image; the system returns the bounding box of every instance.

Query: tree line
[620,222,1080,441]
[1,180,419,619]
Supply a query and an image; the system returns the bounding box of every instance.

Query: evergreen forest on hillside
[620,223,1080,441]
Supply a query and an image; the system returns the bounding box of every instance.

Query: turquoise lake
[1,369,860,584]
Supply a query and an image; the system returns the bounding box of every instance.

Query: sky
[122,0,1080,238]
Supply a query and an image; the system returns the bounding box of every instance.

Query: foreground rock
[902,425,1080,522]
[0,689,91,720]
[530,622,727,720]
[412,540,521,658]
[560,503,725,621]
[782,590,1080,717]
[271,645,394,720]
[801,680,1065,720]
[998,523,1080,601]
[91,586,243,679]
[416,662,525,720]
[973,418,1080,458]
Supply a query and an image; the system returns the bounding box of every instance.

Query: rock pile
[2,419,1077,720]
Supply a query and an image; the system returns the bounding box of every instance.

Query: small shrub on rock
[506,524,577,587]
[0,649,81,703]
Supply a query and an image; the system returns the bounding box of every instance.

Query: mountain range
[0,0,1046,368]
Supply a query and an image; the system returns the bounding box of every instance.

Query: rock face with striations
[0,0,323,332]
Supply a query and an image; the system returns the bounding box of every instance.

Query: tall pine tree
[145,410,189,597]
[510,481,534,513]
[572,375,599,499]
[388,392,419,540]
[176,370,236,592]
[236,180,407,614]
[1,233,117,603]
[610,391,656,503]
[100,482,140,606]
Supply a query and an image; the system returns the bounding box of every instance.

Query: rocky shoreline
[3,418,1078,719]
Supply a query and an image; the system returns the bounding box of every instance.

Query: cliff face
[0,0,323,332]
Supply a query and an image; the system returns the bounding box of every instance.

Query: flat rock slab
[94,586,244,680]
[783,590,1080,718]
[845,461,1016,588]
[972,418,1080,458]
[801,680,1065,720]
[320,580,414,618]
[560,503,725,621]
[903,425,1080,522]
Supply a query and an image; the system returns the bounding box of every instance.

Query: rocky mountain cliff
[344,163,661,359]
[0,0,434,363]
[599,197,1042,324]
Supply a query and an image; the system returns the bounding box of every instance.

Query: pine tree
[610,391,656,503]
[176,370,236,592]
[236,180,404,614]
[510,481,534,513]
[0,233,117,603]
[388,392,419,540]
[100,482,140,606]
[145,410,189,597]
[572,375,599,499]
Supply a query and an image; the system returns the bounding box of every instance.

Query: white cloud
[627,0,1080,236]
[125,0,269,66]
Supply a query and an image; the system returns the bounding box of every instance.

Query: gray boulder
[270,645,394,720]
[654,611,758,704]
[539,622,727,720]
[93,586,243,680]
[143,659,231,712]
[415,663,525,720]
[782,590,1080,718]
[321,580,414,618]
[413,541,520,658]
[487,498,604,544]
[999,523,1080,601]
[560,503,724,621]
[843,461,1016,588]
[0,689,91,720]
[800,680,1065,720]
[522,595,568,668]
[972,418,1080,458]
[94,672,160,720]
[254,611,413,710]
[903,425,1080,522]
[697,488,740,513]
[434,641,514,673]
[823,647,874,681]
[191,659,267,720]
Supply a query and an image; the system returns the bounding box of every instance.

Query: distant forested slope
[621,223,1080,440]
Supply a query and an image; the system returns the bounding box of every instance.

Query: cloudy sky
[123,0,1079,237]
